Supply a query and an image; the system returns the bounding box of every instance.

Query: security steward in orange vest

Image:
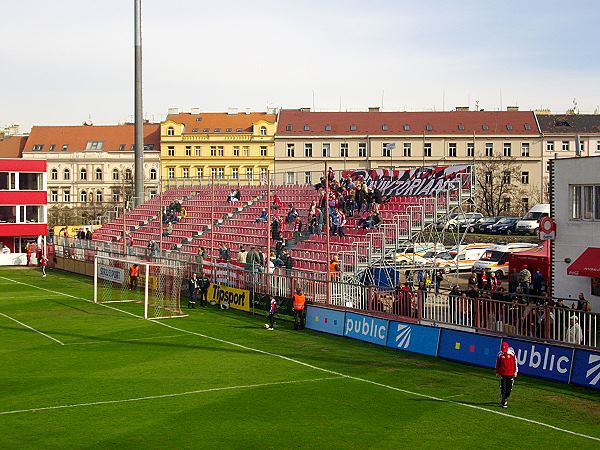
[129,264,139,290]
[292,287,306,330]
[329,255,341,278]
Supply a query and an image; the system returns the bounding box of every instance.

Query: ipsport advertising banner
[438,329,501,368]
[386,321,440,357]
[208,284,250,312]
[305,306,345,336]
[570,349,600,390]
[503,339,574,383]
[344,312,389,346]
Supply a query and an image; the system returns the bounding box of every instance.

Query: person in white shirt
[566,315,582,344]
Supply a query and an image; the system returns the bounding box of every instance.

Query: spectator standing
[576,293,592,312]
[85,228,92,240]
[434,269,444,295]
[495,342,518,408]
[265,296,278,330]
[532,269,544,296]
[566,315,582,344]
[197,271,210,307]
[292,287,306,330]
[237,245,247,264]
[40,254,48,277]
[129,264,139,290]
[281,249,293,277]
[519,265,532,295]
[188,273,198,308]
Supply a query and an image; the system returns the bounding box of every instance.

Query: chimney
[368,107,380,112]
[190,107,200,115]
[507,106,519,112]
[455,106,469,111]
[167,107,179,115]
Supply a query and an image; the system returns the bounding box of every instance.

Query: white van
[472,243,537,277]
[515,204,550,235]
[434,243,493,273]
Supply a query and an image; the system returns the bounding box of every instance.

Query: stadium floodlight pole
[122,171,126,256]
[266,170,271,294]
[133,0,144,207]
[210,173,215,280]
[159,178,163,260]
[325,162,331,306]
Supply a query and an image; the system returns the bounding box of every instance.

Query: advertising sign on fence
[438,329,501,368]
[386,321,440,357]
[208,284,250,312]
[344,312,389,346]
[570,349,600,390]
[306,306,345,336]
[504,338,574,383]
[97,264,124,284]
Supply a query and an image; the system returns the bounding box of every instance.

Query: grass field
[0,266,598,449]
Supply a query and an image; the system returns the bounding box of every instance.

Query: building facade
[160,110,276,186]
[22,124,161,225]
[551,156,600,310]
[275,108,544,213]
[0,158,47,254]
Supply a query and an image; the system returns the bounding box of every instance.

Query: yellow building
[160,109,277,187]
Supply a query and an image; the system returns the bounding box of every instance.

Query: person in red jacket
[495,342,518,408]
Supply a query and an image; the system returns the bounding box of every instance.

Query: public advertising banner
[438,329,501,368]
[341,164,471,197]
[97,264,124,284]
[208,284,250,312]
[386,321,440,357]
[344,312,389,346]
[305,306,345,336]
[503,338,574,383]
[570,349,600,390]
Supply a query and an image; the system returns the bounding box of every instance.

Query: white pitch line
[1,275,599,443]
[64,333,188,346]
[0,312,64,346]
[0,376,343,416]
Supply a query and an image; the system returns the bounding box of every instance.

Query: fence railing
[49,240,599,350]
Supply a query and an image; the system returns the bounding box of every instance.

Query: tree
[475,156,529,217]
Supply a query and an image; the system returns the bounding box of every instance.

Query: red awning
[567,248,600,277]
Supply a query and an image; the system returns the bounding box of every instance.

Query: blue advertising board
[344,312,389,346]
[386,321,440,357]
[305,306,345,336]
[564,348,600,390]
[438,329,501,368]
[503,338,574,383]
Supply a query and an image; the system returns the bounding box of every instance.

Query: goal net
[93,255,185,320]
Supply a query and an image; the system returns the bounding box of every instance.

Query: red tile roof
[166,112,276,133]
[23,123,160,153]
[277,110,539,136]
[0,136,28,158]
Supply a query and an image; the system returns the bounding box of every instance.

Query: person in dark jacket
[197,271,210,307]
[188,273,198,308]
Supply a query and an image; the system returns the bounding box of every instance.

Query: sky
[2,0,599,132]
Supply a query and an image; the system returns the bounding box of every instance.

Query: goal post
[94,255,186,320]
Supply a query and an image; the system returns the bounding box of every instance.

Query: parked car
[515,204,550,235]
[395,242,445,265]
[434,243,493,273]
[473,242,537,277]
[436,212,483,232]
[488,217,520,235]
[457,213,485,233]
[475,217,503,234]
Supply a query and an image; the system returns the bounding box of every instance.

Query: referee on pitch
[495,342,518,408]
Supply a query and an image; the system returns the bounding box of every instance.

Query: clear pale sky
[2,0,599,132]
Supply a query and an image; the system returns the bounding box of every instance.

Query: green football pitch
[0,267,598,449]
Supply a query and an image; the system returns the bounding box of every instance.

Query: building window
[305,172,312,184]
[562,141,570,151]
[196,168,203,179]
[403,124,410,131]
[287,143,295,158]
[547,141,555,152]
[521,171,529,184]
[350,124,357,131]
[579,140,585,152]
[482,124,489,131]
[359,143,367,158]
[167,127,174,136]
[85,141,103,150]
[232,168,239,179]
[286,172,295,184]
[51,169,58,180]
[80,191,87,203]
[383,143,392,158]
[63,190,70,203]
[167,146,174,156]
[304,143,313,158]
[210,146,216,157]
[125,169,132,180]
[502,198,511,212]
[182,167,189,178]
[217,168,224,179]
[448,143,457,157]
[285,124,292,132]
[150,168,157,180]
[403,143,411,157]
[260,167,267,180]
[467,143,474,157]
[62,144,68,152]
[424,143,432,157]
[119,144,126,151]
[185,146,191,156]
[49,144,55,151]
[503,170,511,184]
[303,124,310,131]
[63,169,70,180]
[218,146,224,157]
[95,168,102,180]
[112,191,120,203]
[503,143,512,157]
[425,124,433,131]
[96,190,103,203]
[485,143,494,157]
[322,143,330,157]
[168,168,175,179]
[195,146,201,156]
[521,197,529,212]
[597,141,600,152]
[211,168,217,179]
[243,146,249,157]
[382,124,389,131]
[233,146,240,157]
[260,126,267,136]
[571,185,600,220]
[80,168,87,180]
[260,146,267,157]
[325,124,332,132]
[341,143,349,158]
[112,169,119,180]
[50,190,58,202]
[32,144,44,151]
[246,168,254,181]
[521,143,530,157]
[485,171,492,184]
